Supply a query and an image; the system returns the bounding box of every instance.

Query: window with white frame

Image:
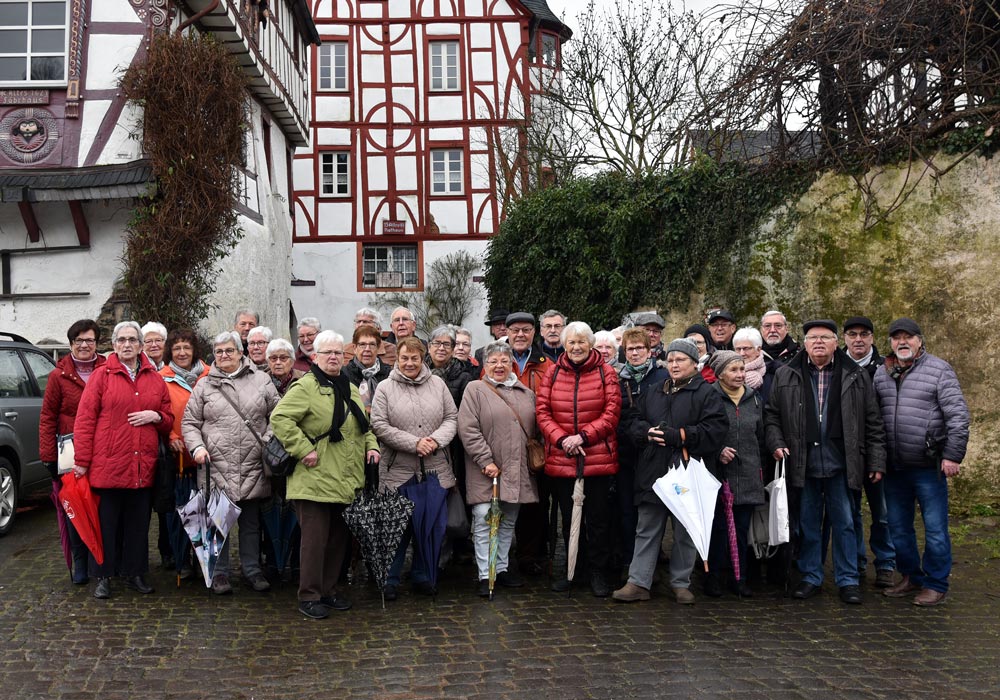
[430,149,462,195]
[429,41,459,91]
[362,244,418,289]
[320,152,349,196]
[0,0,69,84]
[317,42,347,90]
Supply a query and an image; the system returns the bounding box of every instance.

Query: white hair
[484,341,514,361]
[760,310,787,325]
[313,330,345,351]
[247,326,273,342]
[140,321,166,340]
[266,338,294,358]
[297,317,322,332]
[540,309,566,325]
[391,306,414,322]
[561,321,595,347]
[112,321,143,343]
[354,307,383,327]
[429,325,456,342]
[594,330,619,350]
[234,308,259,324]
[733,327,763,348]
[213,331,243,352]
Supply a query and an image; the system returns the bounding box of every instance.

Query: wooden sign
[382,220,406,235]
[0,90,50,105]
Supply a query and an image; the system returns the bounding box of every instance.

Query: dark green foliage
[483,158,810,327]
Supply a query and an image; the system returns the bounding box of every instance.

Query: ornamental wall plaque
[0,107,60,164]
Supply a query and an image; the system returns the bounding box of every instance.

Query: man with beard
[760,310,799,364]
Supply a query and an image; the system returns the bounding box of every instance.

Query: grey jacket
[873,351,970,470]
[370,364,458,491]
[714,384,766,507]
[182,358,280,502]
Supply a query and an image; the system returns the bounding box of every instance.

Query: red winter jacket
[72,353,173,489]
[536,348,621,478]
[39,353,107,462]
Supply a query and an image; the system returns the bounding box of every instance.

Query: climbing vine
[119,32,249,328]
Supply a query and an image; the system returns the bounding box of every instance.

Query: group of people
[39,303,969,618]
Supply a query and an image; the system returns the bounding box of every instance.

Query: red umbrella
[59,473,104,565]
[49,480,72,572]
[721,481,740,582]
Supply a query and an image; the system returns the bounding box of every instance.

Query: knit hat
[683,324,713,353]
[888,317,922,337]
[802,319,837,335]
[709,350,742,377]
[665,338,699,363]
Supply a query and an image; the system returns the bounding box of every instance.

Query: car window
[0,349,32,398]
[22,350,55,395]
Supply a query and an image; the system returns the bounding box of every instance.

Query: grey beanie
[709,350,742,377]
[666,338,700,363]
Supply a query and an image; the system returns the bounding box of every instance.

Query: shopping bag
[749,503,771,558]
[57,434,75,475]
[765,457,789,546]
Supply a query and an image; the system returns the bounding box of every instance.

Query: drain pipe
[177,0,221,34]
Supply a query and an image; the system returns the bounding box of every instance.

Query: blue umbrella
[398,459,448,591]
[261,494,298,576]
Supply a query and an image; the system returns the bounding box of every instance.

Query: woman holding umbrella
[72,321,173,600]
[612,338,727,605]
[39,319,107,585]
[271,331,380,619]
[370,336,458,600]
[458,341,539,597]
[535,321,621,598]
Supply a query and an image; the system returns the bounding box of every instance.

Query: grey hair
[540,309,566,324]
[234,308,259,325]
[297,317,322,332]
[140,321,166,340]
[454,327,472,338]
[429,325,456,342]
[266,338,294,358]
[248,326,273,342]
[760,310,787,325]
[561,321,595,347]
[354,307,383,327]
[313,330,345,351]
[594,329,619,350]
[484,341,514,361]
[112,321,143,343]
[213,331,243,352]
[391,306,414,322]
[733,327,763,348]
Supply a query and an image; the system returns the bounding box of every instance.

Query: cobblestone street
[2,496,999,699]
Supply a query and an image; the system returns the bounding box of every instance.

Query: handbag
[765,457,790,546]
[749,503,772,559]
[216,389,298,477]
[485,382,545,474]
[56,433,75,475]
[446,489,469,539]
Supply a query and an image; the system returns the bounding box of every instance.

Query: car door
[18,349,56,489]
[0,348,51,491]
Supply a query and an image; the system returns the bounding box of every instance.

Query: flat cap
[843,316,874,333]
[635,312,665,329]
[802,319,838,335]
[707,309,736,325]
[505,311,535,327]
[888,317,922,336]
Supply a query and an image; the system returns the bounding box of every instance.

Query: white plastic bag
[765,457,789,546]
[57,434,75,475]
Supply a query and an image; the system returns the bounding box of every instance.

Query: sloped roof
[0,160,154,202]
[520,0,572,39]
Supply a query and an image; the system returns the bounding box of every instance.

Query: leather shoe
[477,579,491,597]
[913,588,947,607]
[496,570,524,588]
[125,575,154,594]
[612,582,650,603]
[671,587,695,604]
[319,595,352,611]
[883,575,920,598]
[792,581,821,600]
[703,575,724,598]
[551,578,572,593]
[839,585,862,604]
[875,569,897,589]
[94,577,111,600]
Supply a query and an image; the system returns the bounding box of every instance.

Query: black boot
[704,573,724,598]
[94,578,111,599]
[125,575,154,594]
[590,571,611,598]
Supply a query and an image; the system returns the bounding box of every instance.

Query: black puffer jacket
[622,372,729,506]
[713,384,766,507]
[426,357,472,409]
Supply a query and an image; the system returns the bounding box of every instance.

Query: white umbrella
[566,477,585,582]
[653,456,721,565]
[175,460,242,588]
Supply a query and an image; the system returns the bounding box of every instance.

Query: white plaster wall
[91,0,143,23]
[85,34,141,91]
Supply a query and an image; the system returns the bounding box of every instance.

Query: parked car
[0,332,56,536]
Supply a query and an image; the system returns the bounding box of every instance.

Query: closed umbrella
[721,481,741,583]
[397,459,448,593]
[261,495,298,578]
[49,480,72,573]
[652,455,720,567]
[485,477,503,600]
[176,460,241,588]
[165,465,199,585]
[58,473,104,565]
[566,455,586,585]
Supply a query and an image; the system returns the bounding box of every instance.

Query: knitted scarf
[619,358,653,385]
[310,364,369,441]
[744,353,766,390]
[351,357,382,402]
[170,360,205,390]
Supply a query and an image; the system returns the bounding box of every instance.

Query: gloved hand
[657,424,682,447]
[43,461,59,480]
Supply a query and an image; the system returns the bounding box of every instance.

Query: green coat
[270,373,379,504]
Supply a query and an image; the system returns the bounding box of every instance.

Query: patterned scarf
[619,358,653,385]
[744,353,766,390]
[170,360,205,390]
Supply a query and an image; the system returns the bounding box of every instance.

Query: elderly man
[503,312,550,391]
[485,307,510,340]
[760,310,799,364]
[389,306,423,344]
[538,309,566,362]
[344,307,396,366]
[765,319,886,605]
[634,312,666,360]
[707,309,737,351]
[293,317,322,372]
[246,326,273,371]
[874,318,970,607]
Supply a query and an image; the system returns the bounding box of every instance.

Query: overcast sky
[546,0,723,29]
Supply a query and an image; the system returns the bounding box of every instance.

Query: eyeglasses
[762,322,786,330]
[429,340,453,349]
[625,346,647,353]
[297,332,317,341]
[804,335,837,343]
[355,342,378,349]
[316,350,344,357]
[485,358,511,366]
[508,327,533,336]
[845,330,872,339]
[115,337,140,345]
[214,347,238,356]
[269,355,292,362]
[248,340,268,347]
[72,338,96,347]
[540,323,564,331]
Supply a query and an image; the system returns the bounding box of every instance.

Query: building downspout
[177,0,221,34]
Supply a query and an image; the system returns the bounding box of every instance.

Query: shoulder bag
[217,389,299,477]
[485,382,545,474]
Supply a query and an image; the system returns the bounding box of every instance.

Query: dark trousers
[553,475,613,576]
[294,500,349,602]
[515,473,555,569]
[93,487,151,578]
[708,501,754,581]
[614,462,637,568]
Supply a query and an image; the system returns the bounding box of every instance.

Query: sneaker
[875,569,897,589]
[913,588,947,607]
[211,574,233,595]
[612,582,650,603]
[883,575,920,598]
[477,579,491,597]
[298,600,330,619]
[319,595,352,611]
[496,570,525,588]
[672,587,695,605]
[246,573,271,592]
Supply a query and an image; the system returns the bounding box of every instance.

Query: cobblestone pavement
[1,496,999,700]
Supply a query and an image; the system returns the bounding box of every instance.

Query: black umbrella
[343,458,414,608]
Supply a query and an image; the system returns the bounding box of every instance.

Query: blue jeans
[799,473,858,587]
[884,469,951,593]
[857,478,895,571]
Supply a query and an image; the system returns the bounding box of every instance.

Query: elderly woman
[706,350,765,597]
[182,331,280,595]
[270,331,380,619]
[458,342,539,596]
[342,324,390,411]
[266,338,305,396]
[72,321,173,600]
[733,327,772,404]
[293,317,322,372]
[141,321,167,370]
[685,324,716,382]
[613,338,727,605]
[159,329,210,579]
[39,319,107,584]
[536,321,621,597]
[426,325,471,408]
[595,330,622,371]
[452,327,479,378]
[247,326,273,371]
[371,336,458,599]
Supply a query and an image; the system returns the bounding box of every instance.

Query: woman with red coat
[72,321,173,600]
[38,319,107,584]
[536,321,621,597]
